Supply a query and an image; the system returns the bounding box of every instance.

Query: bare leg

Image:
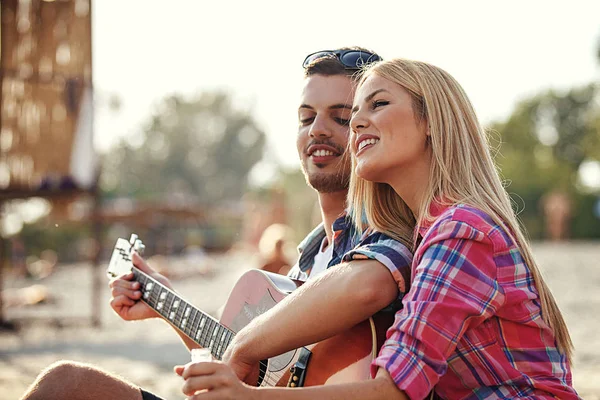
[20,360,145,400]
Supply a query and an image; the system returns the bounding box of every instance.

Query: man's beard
[300,139,350,193]
[303,163,350,193]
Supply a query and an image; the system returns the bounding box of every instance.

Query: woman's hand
[175,360,257,399]
[109,252,173,321]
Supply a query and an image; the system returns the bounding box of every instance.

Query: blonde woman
[348,58,580,399]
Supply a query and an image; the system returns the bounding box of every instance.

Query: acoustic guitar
[107,234,392,387]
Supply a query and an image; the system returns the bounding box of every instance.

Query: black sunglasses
[302,49,382,70]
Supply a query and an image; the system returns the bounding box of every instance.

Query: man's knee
[21,360,82,400]
[22,359,143,400]
[23,360,98,399]
[40,360,93,384]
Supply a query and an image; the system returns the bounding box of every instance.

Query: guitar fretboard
[131,267,235,360]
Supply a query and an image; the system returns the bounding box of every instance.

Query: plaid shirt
[288,214,412,302]
[373,204,579,400]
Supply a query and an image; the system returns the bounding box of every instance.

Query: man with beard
[19,48,413,400]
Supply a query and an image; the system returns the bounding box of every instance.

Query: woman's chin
[355,162,382,183]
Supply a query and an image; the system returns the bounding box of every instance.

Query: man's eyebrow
[299,103,352,111]
[330,104,352,110]
[352,89,389,113]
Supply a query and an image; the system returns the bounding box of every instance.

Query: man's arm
[225,259,398,366]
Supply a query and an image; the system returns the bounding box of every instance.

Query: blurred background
[0,0,599,399]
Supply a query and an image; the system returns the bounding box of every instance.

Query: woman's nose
[350,111,367,132]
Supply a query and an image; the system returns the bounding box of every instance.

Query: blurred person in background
[19,47,414,400]
[541,190,572,241]
[257,223,296,275]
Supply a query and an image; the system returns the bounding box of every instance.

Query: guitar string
[129,260,288,387]
[137,269,214,349]
[132,266,282,386]
[137,269,275,378]
[143,281,282,386]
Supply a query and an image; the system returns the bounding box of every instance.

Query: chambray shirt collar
[297,213,357,273]
[296,222,327,272]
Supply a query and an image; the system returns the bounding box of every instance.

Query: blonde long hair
[348,58,573,362]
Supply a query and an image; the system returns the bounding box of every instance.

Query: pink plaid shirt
[372,204,579,399]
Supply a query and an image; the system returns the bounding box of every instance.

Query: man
[19,48,412,400]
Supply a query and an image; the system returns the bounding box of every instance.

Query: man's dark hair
[304,46,379,78]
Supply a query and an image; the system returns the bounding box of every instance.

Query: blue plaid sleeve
[342,232,412,299]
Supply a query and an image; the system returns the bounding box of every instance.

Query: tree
[101,92,266,205]
[491,83,600,239]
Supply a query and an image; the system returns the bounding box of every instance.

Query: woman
[348,58,579,399]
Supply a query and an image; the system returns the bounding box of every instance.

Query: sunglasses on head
[302,49,382,70]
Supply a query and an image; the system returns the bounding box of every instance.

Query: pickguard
[229,289,298,373]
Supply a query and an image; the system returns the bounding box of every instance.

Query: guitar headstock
[107,234,146,278]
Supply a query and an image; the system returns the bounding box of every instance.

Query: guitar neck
[131,267,235,360]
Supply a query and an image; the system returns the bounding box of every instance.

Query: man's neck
[317,190,348,247]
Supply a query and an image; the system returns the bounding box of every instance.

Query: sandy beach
[1,242,599,399]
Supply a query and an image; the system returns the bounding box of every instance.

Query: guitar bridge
[287,348,311,387]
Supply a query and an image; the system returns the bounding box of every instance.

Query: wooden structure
[0,0,100,326]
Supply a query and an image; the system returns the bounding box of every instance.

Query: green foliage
[492,83,600,239]
[101,92,266,204]
[571,193,600,238]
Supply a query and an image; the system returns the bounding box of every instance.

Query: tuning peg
[134,239,145,256]
[129,234,139,246]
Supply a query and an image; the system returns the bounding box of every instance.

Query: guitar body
[220,269,392,387]
[107,236,393,388]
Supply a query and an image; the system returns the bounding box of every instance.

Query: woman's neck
[388,158,431,219]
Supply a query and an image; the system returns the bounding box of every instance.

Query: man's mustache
[304,140,346,155]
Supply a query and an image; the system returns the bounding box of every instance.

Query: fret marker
[157,302,163,310]
[160,292,167,300]
[181,319,187,328]
[143,291,150,299]
[146,282,154,291]
[185,307,191,317]
[173,300,180,308]
[216,331,227,355]
[169,311,175,320]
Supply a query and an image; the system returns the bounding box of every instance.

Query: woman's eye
[372,100,389,109]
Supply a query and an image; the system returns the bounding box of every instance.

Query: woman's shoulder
[433,204,500,234]
[425,204,515,252]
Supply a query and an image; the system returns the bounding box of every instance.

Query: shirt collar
[297,213,353,272]
[297,223,327,272]
[418,200,450,236]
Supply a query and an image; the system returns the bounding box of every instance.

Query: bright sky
[92,0,600,172]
